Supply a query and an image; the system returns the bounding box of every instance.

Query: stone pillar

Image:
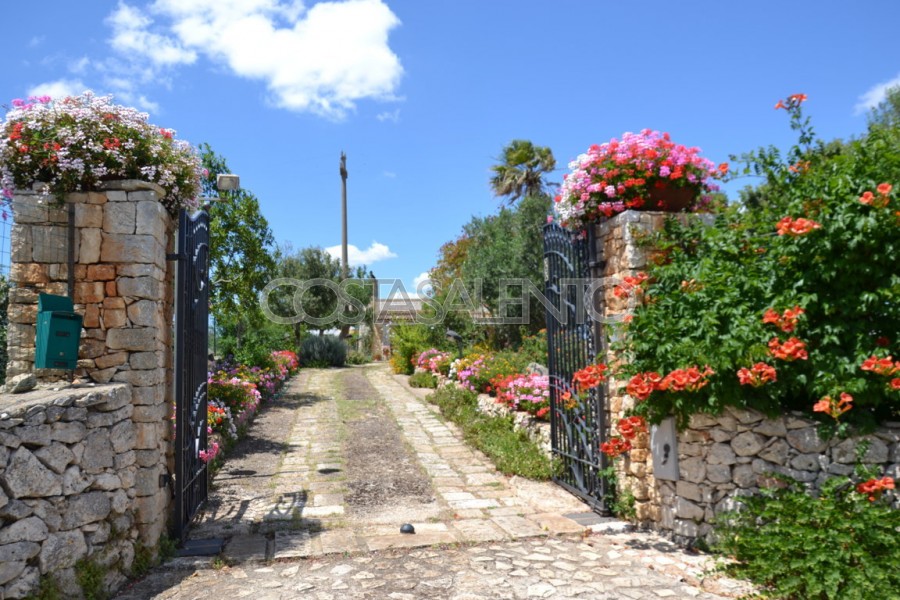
[592,211,678,524]
[593,210,712,530]
[5,180,177,545]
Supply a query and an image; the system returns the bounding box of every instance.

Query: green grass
[408,371,438,388]
[426,386,555,480]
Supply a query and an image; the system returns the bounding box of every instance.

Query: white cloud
[103,0,403,119]
[27,79,89,100]
[854,73,900,115]
[29,36,45,48]
[382,170,396,178]
[69,57,91,74]
[107,2,197,67]
[376,108,400,123]
[324,241,397,266]
[412,271,432,295]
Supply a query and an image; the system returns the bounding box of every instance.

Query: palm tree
[489,140,556,204]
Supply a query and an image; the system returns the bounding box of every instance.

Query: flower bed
[203,350,300,465]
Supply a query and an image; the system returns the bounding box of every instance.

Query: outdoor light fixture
[216,174,240,192]
[446,328,464,359]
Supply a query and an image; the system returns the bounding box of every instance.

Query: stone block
[51,421,86,444]
[133,422,159,450]
[675,497,705,521]
[87,264,116,281]
[131,385,164,406]
[101,234,162,265]
[707,464,732,483]
[117,277,161,300]
[129,351,160,370]
[39,531,87,572]
[10,264,48,285]
[102,308,128,328]
[127,300,161,327]
[110,420,136,454]
[0,517,48,544]
[113,369,164,387]
[133,490,167,524]
[34,443,75,474]
[136,201,168,242]
[83,303,101,328]
[833,437,889,464]
[87,405,132,428]
[6,447,62,499]
[708,442,737,465]
[679,457,706,483]
[62,466,91,496]
[117,264,166,279]
[79,228,102,264]
[754,418,788,437]
[89,367,117,384]
[731,431,765,457]
[0,542,41,565]
[75,281,105,304]
[11,224,32,262]
[106,280,117,297]
[758,439,791,464]
[103,297,126,309]
[18,425,51,447]
[787,427,827,454]
[32,225,71,262]
[103,201,136,234]
[75,204,104,228]
[675,480,703,502]
[107,328,157,351]
[95,352,128,370]
[61,491,111,529]
[6,322,35,348]
[82,429,114,473]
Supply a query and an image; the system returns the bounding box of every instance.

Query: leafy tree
[489,140,556,205]
[867,84,900,130]
[459,194,552,348]
[199,144,277,348]
[271,245,373,338]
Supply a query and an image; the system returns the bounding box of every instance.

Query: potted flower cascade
[0,92,204,213]
[554,129,726,230]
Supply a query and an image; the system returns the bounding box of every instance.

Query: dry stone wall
[0,385,158,599]
[592,211,899,541]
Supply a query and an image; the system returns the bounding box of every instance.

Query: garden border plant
[615,94,899,431]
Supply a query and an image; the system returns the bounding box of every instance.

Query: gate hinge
[589,259,606,270]
[167,253,185,261]
[159,473,173,488]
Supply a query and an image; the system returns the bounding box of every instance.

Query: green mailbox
[35,293,83,370]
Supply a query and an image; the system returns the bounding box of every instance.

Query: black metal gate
[542,223,609,513]
[172,208,211,542]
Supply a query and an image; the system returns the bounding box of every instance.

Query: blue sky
[2,1,899,296]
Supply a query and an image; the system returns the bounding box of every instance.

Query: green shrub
[300,335,347,367]
[346,350,371,365]
[74,557,107,600]
[715,474,900,599]
[389,324,445,375]
[620,95,900,427]
[427,386,554,479]
[408,371,438,388]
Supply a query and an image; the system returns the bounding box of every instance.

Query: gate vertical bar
[173,208,211,543]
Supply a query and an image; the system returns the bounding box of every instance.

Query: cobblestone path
[115,365,749,599]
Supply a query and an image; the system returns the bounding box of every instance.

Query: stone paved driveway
[115,365,750,599]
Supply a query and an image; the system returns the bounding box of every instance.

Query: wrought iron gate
[172,208,211,542]
[542,223,609,513]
